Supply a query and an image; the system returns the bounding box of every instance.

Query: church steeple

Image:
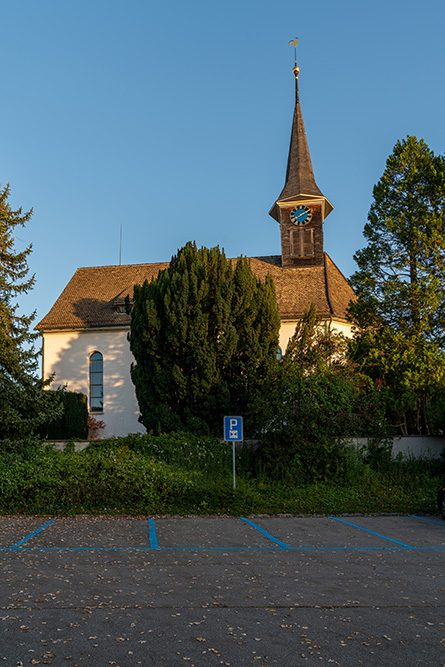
[270,54,333,222]
[270,45,333,267]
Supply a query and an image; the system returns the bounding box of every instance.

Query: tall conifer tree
[348,137,445,434]
[128,242,280,434]
[349,136,445,339]
[0,184,60,441]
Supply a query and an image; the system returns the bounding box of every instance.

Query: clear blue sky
[2,0,444,326]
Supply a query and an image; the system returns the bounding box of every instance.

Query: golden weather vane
[288,37,299,78]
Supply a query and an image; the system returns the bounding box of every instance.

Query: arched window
[89,352,103,412]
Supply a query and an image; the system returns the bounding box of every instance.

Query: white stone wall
[352,437,445,460]
[42,328,144,439]
[278,319,353,355]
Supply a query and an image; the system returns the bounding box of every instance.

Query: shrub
[39,391,88,440]
[0,432,442,515]
[88,415,106,440]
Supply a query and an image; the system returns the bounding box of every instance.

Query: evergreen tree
[128,242,280,435]
[348,137,445,434]
[226,257,281,417]
[0,183,61,442]
[349,136,445,339]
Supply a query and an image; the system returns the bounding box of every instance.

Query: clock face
[290,205,312,226]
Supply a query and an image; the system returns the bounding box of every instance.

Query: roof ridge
[323,253,334,316]
[75,261,170,271]
[323,252,352,284]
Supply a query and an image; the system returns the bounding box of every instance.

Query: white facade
[42,318,353,439]
[43,327,143,438]
[278,319,352,355]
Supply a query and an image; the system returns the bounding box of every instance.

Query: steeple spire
[269,48,333,222]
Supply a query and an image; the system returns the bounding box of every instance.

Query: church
[37,57,355,438]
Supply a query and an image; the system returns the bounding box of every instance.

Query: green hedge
[0,434,442,515]
[39,391,88,440]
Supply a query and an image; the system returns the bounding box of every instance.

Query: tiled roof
[36,254,355,332]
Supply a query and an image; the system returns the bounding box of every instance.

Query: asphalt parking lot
[1,514,444,666]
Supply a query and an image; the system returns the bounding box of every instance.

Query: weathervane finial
[288,37,300,79]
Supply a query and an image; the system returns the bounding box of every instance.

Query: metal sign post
[223,416,243,489]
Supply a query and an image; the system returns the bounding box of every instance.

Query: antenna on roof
[119,223,122,266]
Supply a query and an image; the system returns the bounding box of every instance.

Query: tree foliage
[349,136,445,338]
[349,328,445,436]
[38,391,88,440]
[128,242,280,435]
[254,306,390,483]
[0,183,61,442]
[282,303,348,374]
[348,137,445,434]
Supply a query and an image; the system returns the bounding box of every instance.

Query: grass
[0,432,443,516]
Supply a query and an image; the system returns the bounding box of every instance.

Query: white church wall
[42,328,144,439]
[42,318,353,439]
[278,319,353,354]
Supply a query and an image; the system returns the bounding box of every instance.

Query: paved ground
[0,514,444,666]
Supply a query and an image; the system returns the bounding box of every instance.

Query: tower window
[89,351,103,412]
[290,228,314,258]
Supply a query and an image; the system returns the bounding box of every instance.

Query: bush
[250,305,392,485]
[0,432,442,515]
[91,432,239,477]
[39,391,88,440]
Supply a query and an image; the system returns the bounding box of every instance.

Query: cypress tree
[128,242,280,435]
[228,257,281,416]
[39,391,88,440]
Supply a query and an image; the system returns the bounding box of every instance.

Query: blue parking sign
[224,416,243,441]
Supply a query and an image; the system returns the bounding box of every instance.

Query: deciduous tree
[253,306,389,483]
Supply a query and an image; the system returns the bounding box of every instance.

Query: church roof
[36,254,354,332]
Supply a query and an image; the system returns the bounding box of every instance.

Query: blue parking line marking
[240,517,291,548]
[410,515,445,526]
[3,516,443,552]
[9,518,56,550]
[329,516,414,548]
[3,545,444,552]
[148,518,159,549]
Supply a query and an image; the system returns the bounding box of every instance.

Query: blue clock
[290,205,312,226]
